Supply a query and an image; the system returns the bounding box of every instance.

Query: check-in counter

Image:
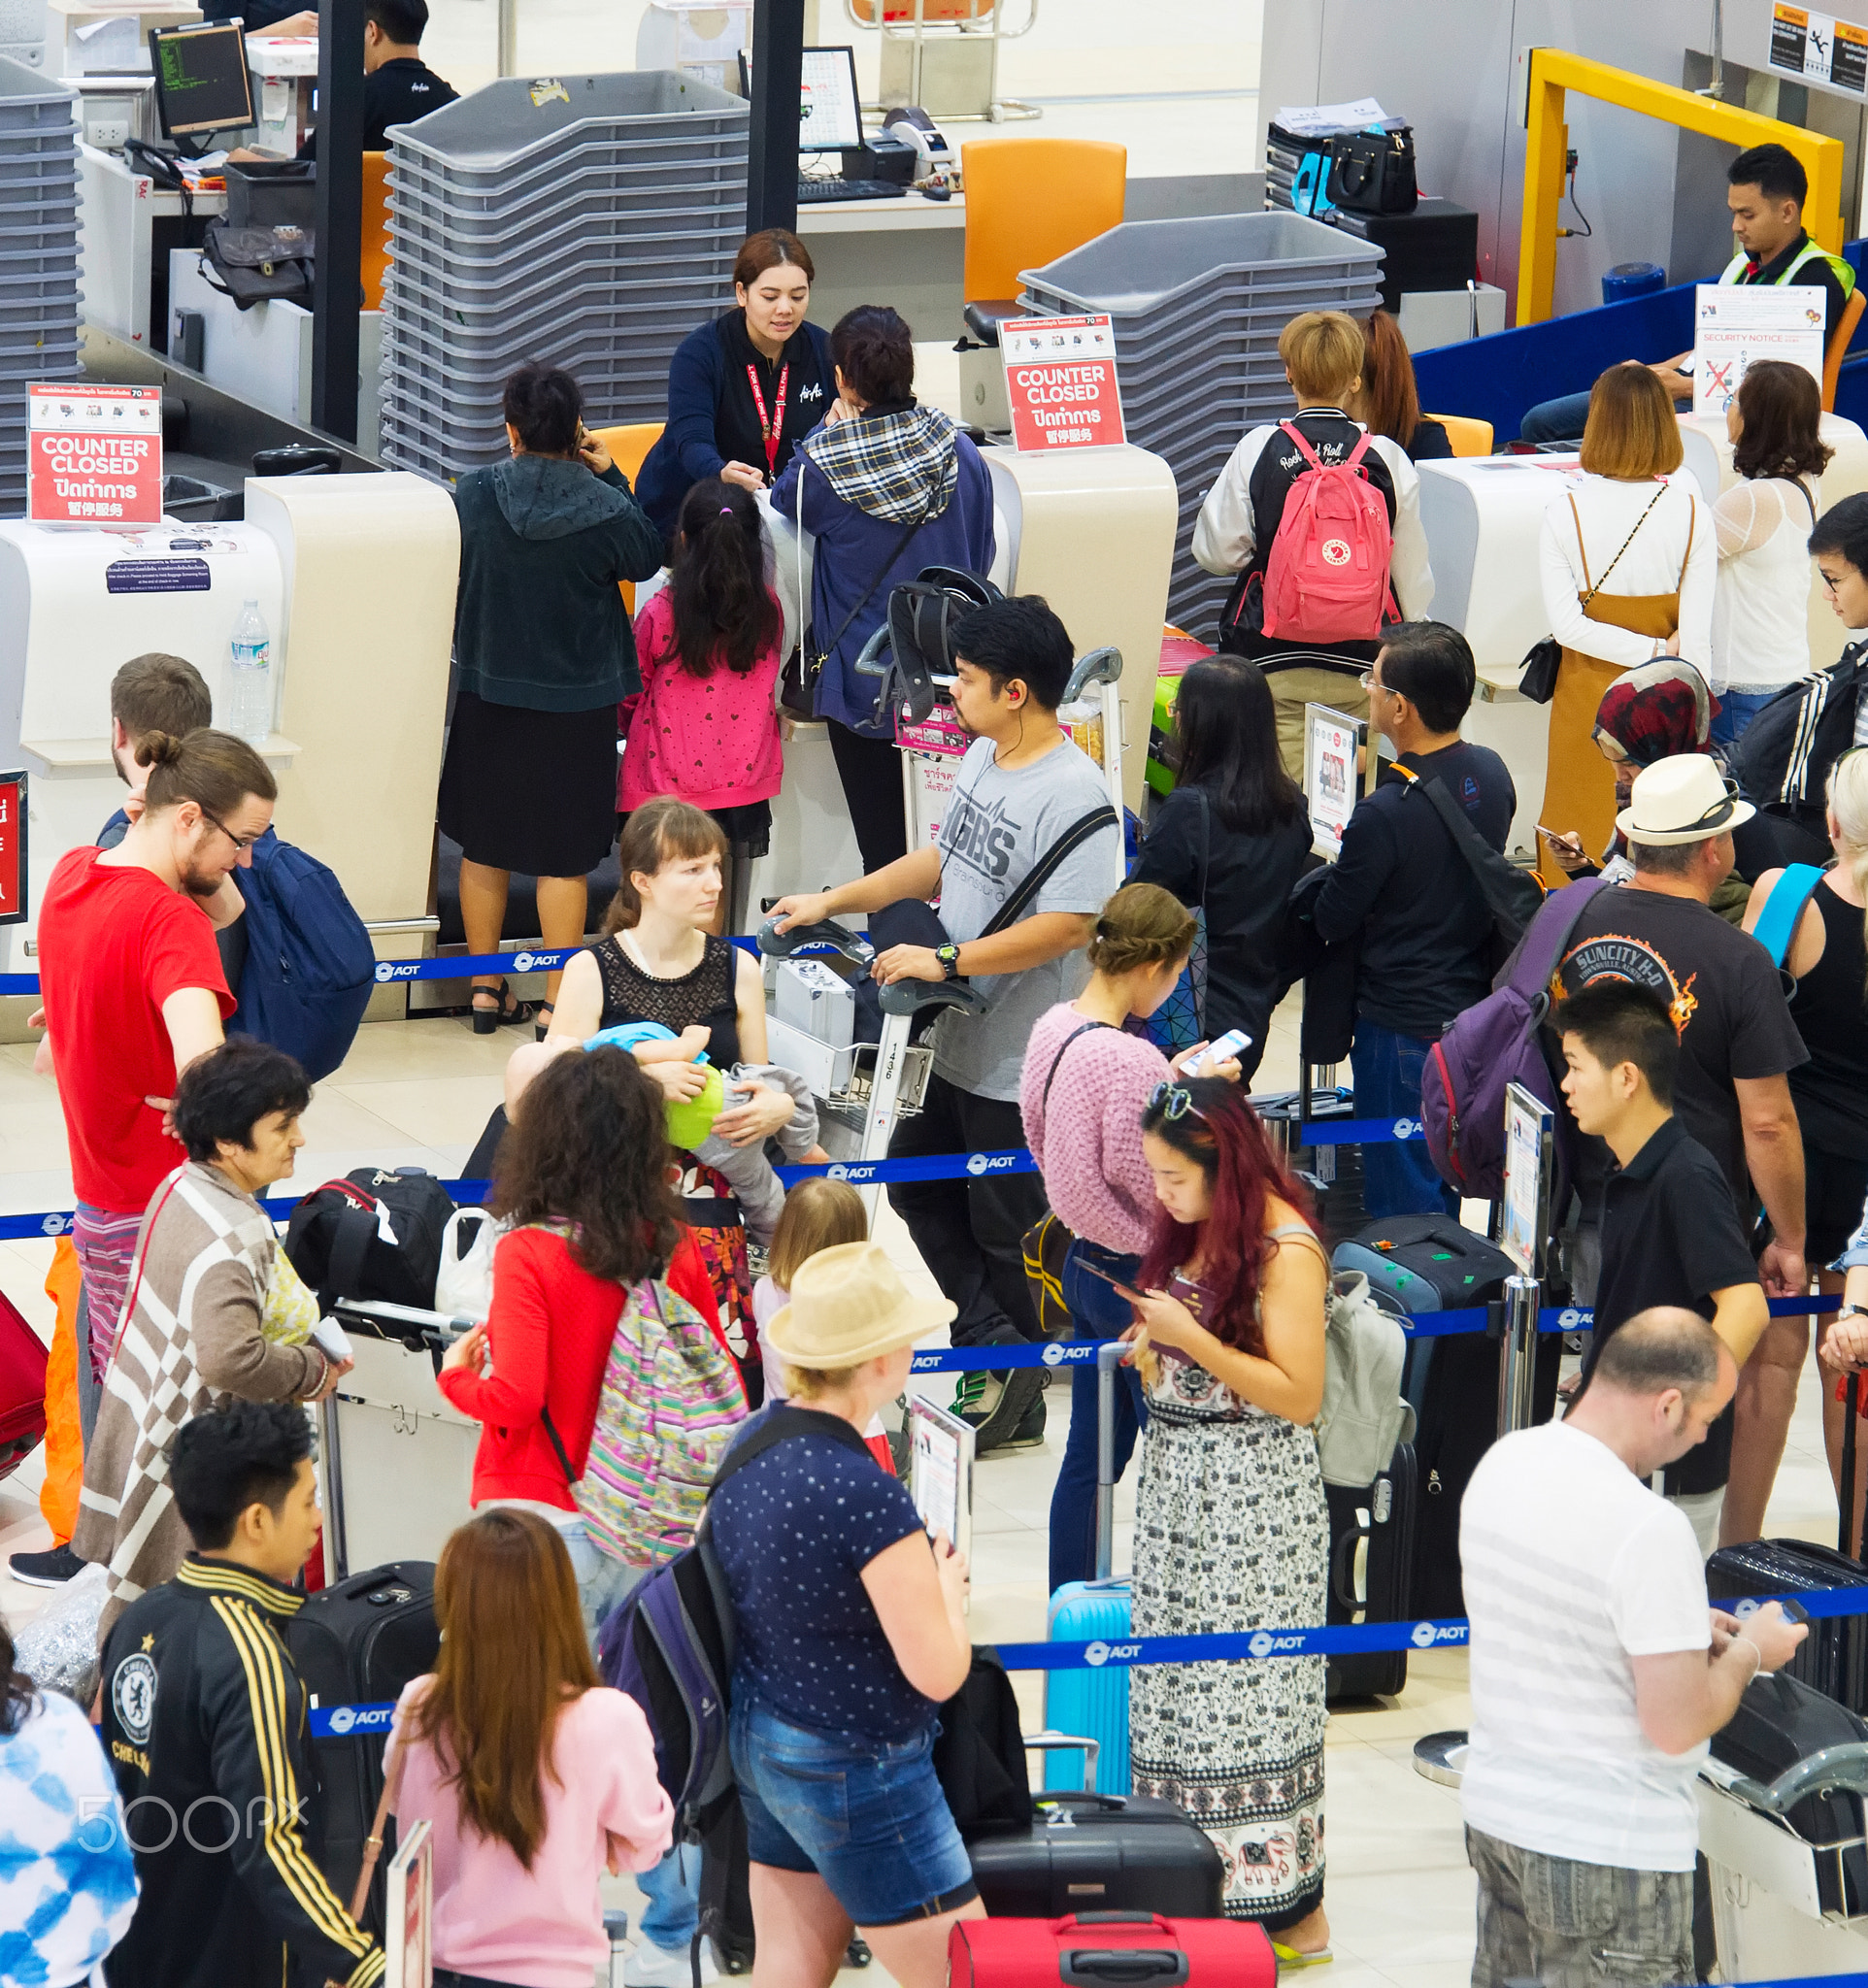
[1417,413,1868,860]
[0,470,458,977]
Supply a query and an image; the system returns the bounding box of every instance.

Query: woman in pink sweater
[620,478,784,928]
[1020,883,1243,1592]
[388,1508,674,1988]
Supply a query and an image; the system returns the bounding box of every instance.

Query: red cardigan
[437,1228,726,1510]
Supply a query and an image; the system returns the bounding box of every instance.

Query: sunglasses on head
[1149,1080,1205,1123]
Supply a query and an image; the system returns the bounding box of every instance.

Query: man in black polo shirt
[1312,620,1515,1218]
[295,0,458,155]
[1559,979,1769,1554]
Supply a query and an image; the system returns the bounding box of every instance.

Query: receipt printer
[776,959,857,1050]
[842,130,917,184]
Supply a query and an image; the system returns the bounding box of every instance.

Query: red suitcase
[948,1910,1276,1986]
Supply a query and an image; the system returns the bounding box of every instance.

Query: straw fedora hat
[1615,753,1755,848]
[764,1242,956,1369]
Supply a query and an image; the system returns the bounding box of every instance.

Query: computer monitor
[149,21,254,144]
[798,46,863,153]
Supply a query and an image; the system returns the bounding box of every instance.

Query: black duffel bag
[1329,126,1418,215]
[284,1167,455,1310]
[200,219,315,311]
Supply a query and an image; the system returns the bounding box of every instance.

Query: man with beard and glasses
[37,728,275,1423]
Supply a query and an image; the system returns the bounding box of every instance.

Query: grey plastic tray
[388,70,747,180]
[383,273,724,340]
[382,323,672,387]
[0,53,75,128]
[1018,211,1383,318]
[387,168,743,240]
[389,137,745,206]
[385,219,739,290]
[387,184,743,253]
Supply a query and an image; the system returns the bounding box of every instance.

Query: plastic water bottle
[227,600,272,745]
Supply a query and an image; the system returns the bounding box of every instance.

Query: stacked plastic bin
[0,56,81,515]
[380,70,749,483]
[1017,213,1384,641]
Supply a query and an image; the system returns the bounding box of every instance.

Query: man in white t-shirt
[1460,1308,1806,1988]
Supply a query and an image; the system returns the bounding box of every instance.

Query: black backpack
[200,220,315,311]
[1734,640,1868,857]
[284,1167,455,1310]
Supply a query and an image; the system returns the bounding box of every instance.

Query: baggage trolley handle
[1024,1729,1103,1792]
[332,1298,477,1350]
[1728,1740,1868,1819]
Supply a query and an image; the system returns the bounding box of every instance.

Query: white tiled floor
[1,989,1853,1985]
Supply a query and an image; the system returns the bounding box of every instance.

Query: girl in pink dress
[620,477,784,926]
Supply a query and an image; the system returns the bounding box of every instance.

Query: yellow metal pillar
[1516,47,1847,326]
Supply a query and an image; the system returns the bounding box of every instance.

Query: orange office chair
[590,421,667,613]
[361,151,390,313]
[959,138,1126,340]
[1823,286,1866,414]
[1424,413,1496,457]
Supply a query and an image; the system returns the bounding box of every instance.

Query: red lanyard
[746,361,788,478]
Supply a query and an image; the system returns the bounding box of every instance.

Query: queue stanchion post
[1415,1080,1556,1788]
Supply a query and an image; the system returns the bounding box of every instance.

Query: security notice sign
[27,383,163,526]
[1693,283,1826,415]
[1770,5,1868,92]
[1000,315,1126,452]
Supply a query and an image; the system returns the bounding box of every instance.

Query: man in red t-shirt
[37,729,277,1404]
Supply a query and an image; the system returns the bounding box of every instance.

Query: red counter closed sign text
[0,770,25,926]
[27,383,163,526]
[1000,315,1126,453]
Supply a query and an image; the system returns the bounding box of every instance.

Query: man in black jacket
[1734,490,1868,874]
[1312,620,1515,1217]
[100,1403,383,1988]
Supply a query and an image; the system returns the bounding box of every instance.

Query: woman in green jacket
[439,362,665,1032]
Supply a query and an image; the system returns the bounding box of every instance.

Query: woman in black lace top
[525,799,800,1343]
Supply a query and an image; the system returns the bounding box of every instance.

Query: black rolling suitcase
[1707,1374,1868,1714]
[287,1561,440,1931]
[1255,1082,1368,1249]
[1710,1668,1868,1913]
[967,1789,1224,1918]
[1325,1440,1418,1701]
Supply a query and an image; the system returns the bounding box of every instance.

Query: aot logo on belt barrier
[967,1152,1017,1176]
[1412,1621,1468,1648]
[375,960,420,982]
[1392,1118,1423,1142]
[827,1162,882,1184]
[1084,1640,1142,1668]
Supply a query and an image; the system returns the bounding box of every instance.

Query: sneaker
[9,1543,83,1588]
[623,1937,719,1986]
[845,1934,874,1968]
[955,1364,1047,1455]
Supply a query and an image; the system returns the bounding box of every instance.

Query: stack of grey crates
[1017,213,1384,640]
[0,55,81,515]
[381,70,748,483]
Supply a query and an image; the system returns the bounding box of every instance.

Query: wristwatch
[1838,1304,1868,1325]
[935,943,961,979]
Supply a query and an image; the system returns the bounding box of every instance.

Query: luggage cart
[317,1300,477,1582]
[1700,1742,1868,1977]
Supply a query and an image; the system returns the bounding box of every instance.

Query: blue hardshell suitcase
[1044,1342,1131,1793]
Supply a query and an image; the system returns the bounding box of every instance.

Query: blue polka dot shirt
[713,1432,931,1740]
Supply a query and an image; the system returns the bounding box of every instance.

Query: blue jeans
[636,1841,702,1952]
[1351,1020,1456,1218]
[1516,390,1594,447]
[1047,1241,1148,1595]
[729,1697,977,1926]
[1709,684,1791,748]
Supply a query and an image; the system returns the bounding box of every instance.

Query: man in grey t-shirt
[774,596,1120,1451]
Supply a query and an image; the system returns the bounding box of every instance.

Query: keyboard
[797,176,909,204]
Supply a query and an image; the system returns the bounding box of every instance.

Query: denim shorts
[728,1697,978,1926]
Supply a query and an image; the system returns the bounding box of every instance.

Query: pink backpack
[1260,422,1396,644]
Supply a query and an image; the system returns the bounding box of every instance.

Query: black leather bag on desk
[200,221,315,311]
[1328,127,1418,215]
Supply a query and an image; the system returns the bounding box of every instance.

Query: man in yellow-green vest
[1518,141,1855,447]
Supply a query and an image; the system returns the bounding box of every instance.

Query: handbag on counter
[1519,486,1671,704]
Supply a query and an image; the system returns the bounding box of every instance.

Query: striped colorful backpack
[568,1278,750,1568]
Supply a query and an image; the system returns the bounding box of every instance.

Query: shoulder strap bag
[779,453,937,722]
[1520,483,1672,703]
[1022,1018,1113,1342]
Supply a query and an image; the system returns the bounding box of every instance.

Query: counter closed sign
[1000,315,1126,452]
[28,383,163,527]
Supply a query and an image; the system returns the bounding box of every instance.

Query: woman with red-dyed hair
[1120,1077,1332,1961]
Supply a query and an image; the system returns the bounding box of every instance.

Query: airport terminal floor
[0,993,1845,1988]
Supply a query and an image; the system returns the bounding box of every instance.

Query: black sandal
[470,977,535,1034]
[533,1002,555,1043]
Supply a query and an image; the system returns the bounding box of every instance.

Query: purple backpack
[1419,877,1608,1202]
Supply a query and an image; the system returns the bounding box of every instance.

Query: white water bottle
[227,600,273,745]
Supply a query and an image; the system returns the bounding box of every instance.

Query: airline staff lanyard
[746,361,788,480]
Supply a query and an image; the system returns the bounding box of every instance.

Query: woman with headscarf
[1541,657,1748,921]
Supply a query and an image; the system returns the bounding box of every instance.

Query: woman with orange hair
[386,1509,674,1988]
[1535,364,1714,884]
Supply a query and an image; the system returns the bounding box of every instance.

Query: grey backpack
[1315,1270,1416,1488]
